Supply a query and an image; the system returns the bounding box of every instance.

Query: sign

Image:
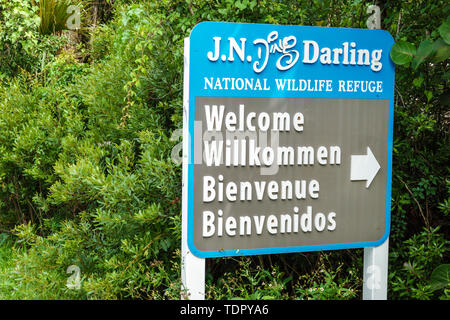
[185,22,395,258]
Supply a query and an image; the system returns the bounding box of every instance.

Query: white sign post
[362,8,389,300]
[181,37,205,300]
[363,238,389,300]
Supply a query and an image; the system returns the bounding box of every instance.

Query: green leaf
[217,8,228,15]
[390,41,416,65]
[412,40,434,70]
[432,38,450,62]
[430,264,450,291]
[234,0,243,10]
[424,90,433,102]
[438,20,450,45]
[412,77,424,87]
[443,71,450,81]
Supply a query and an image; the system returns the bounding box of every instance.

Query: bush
[0,1,184,299]
[390,227,449,299]
[0,0,448,300]
[0,0,67,79]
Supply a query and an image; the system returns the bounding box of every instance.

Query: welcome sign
[185,22,395,258]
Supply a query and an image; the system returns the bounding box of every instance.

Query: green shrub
[0,2,184,298]
[0,0,448,300]
[390,227,449,299]
[0,0,67,78]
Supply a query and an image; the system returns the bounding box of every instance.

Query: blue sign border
[187,22,395,258]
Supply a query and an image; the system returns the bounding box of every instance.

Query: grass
[0,234,17,299]
[0,233,87,300]
[38,0,75,35]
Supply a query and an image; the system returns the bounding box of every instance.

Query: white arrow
[351,147,381,188]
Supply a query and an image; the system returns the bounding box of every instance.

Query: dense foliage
[0,0,448,300]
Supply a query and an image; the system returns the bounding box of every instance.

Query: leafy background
[0,0,448,300]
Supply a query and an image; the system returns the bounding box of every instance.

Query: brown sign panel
[192,97,388,254]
